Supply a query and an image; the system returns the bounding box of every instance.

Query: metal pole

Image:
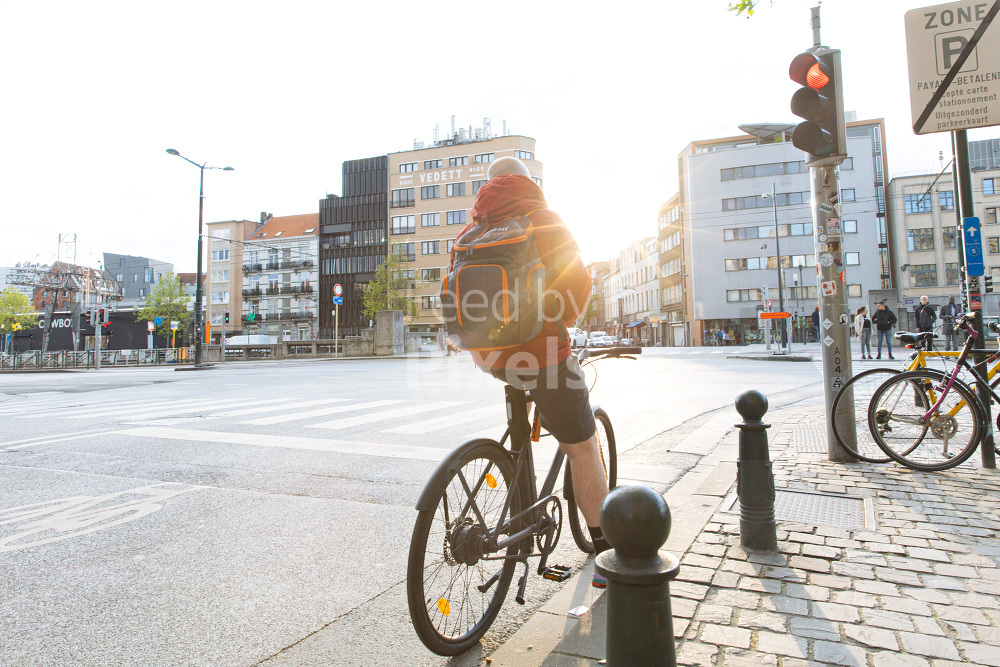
[772,183,787,351]
[335,306,339,358]
[194,165,205,367]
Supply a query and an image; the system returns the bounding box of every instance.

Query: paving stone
[832,562,876,579]
[760,595,809,616]
[873,567,924,586]
[801,543,841,560]
[789,556,832,573]
[672,596,698,619]
[933,605,991,625]
[755,630,809,658]
[854,580,901,597]
[691,542,728,558]
[712,570,741,588]
[825,537,862,549]
[891,535,932,548]
[683,553,723,570]
[676,641,719,666]
[931,563,978,578]
[900,587,952,604]
[746,551,787,566]
[723,559,761,576]
[843,624,899,650]
[673,616,690,639]
[709,589,760,610]
[816,526,851,539]
[761,566,807,581]
[941,620,979,642]
[861,608,916,631]
[811,601,861,622]
[886,556,934,573]
[950,592,1000,609]
[813,640,868,666]
[867,542,909,554]
[901,633,960,660]
[969,579,1000,596]
[844,549,888,566]
[677,565,716,585]
[928,539,972,553]
[952,552,999,567]
[959,643,1000,667]
[788,616,840,642]
[880,597,932,617]
[787,531,826,546]
[871,651,930,667]
[785,583,831,601]
[699,623,751,649]
[912,615,946,636]
[907,547,953,562]
[695,603,734,624]
[719,648,779,667]
[809,574,852,590]
[920,575,970,591]
[737,577,782,594]
[977,625,1000,646]
[831,590,878,608]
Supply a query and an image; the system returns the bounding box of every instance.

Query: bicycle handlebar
[577,346,643,361]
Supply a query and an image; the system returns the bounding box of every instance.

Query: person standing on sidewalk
[811,305,820,342]
[873,300,897,359]
[854,306,872,359]
[939,296,960,350]
[914,295,937,333]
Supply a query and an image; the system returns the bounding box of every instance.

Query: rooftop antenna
[451,115,456,137]
[503,119,508,136]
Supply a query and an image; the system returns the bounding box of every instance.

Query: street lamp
[166,149,234,367]
[762,184,787,350]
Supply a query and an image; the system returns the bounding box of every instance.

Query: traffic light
[789,48,847,167]
[247,312,256,322]
[98,308,106,324]
[224,311,230,324]
[90,308,96,326]
[985,276,994,293]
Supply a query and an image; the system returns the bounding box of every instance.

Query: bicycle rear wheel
[831,368,899,463]
[869,370,984,471]
[565,407,617,553]
[407,440,521,655]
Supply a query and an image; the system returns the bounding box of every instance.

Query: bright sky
[2,0,996,273]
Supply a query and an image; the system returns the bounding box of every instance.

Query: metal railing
[1,348,192,370]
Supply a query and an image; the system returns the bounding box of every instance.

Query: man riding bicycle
[446,156,612,587]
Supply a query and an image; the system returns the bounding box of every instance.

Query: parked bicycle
[406,346,640,655]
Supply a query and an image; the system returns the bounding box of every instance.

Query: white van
[226,334,277,345]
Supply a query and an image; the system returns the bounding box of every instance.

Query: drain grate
[793,423,828,453]
[722,489,873,530]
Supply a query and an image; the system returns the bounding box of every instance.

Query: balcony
[280,259,315,270]
[240,311,316,323]
[242,287,262,299]
[242,263,263,274]
[265,287,280,295]
[279,285,315,295]
[265,262,280,271]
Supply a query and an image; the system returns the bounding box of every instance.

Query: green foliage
[362,251,417,322]
[728,0,758,17]
[0,286,38,334]
[135,272,192,338]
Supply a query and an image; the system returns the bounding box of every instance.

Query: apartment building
[205,217,264,343]
[584,261,610,333]
[603,238,659,343]
[887,137,1000,317]
[677,119,891,345]
[386,131,542,335]
[657,195,687,346]
[103,253,173,309]
[241,214,320,340]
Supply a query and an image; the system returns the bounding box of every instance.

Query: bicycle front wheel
[565,407,617,553]
[407,440,521,656]
[869,370,984,471]
[831,368,900,463]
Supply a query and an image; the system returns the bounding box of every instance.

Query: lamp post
[166,149,234,367]
[763,184,787,351]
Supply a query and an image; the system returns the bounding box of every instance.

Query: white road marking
[208,397,345,418]
[240,400,407,426]
[2,430,119,451]
[307,401,465,430]
[382,406,502,435]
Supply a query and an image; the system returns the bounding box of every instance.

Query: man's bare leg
[560,433,609,528]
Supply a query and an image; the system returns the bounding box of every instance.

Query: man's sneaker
[592,572,607,589]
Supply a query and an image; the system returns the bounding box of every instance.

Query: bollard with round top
[735,389,778,551]
[595,485,679,666]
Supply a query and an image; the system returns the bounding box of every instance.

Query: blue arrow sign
[963,217,985,277]
[334,296,343,306]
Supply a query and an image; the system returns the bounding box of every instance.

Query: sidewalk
[487,398,1000,666]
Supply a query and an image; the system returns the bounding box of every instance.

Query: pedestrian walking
[872,300,897,359]
[939,296,960,351]
[914,295,937,333]
[854,306,872,359]
[811,305,820,342]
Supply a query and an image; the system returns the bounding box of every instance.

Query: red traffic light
[789,53,831,90]
[789,49,845,165]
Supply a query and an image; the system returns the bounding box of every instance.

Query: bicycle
[406,346,639,655]
[867,313,1000,471]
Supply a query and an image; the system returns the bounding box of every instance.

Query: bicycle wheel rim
[566,408,617,553]
[407,443,518,655]
[869,370,983,472]
[831,368,899,463]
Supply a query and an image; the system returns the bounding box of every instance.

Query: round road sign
[334,283,343,297]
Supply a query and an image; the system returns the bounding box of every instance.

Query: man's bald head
[487,156,530,179]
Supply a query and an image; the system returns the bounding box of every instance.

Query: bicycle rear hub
[448,519,488,566]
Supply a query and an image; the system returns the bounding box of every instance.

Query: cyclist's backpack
[441,211,546,352]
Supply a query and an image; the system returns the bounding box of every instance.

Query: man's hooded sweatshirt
[449,173,591,370]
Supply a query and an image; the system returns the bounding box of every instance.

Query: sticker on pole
[831,376,845,390]
[824,335,835,347]
[821,281,838,296]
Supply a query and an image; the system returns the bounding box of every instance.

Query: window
[909,264,937,287]
[841,188,856,202]
[144,267,153,283]
[720,161,804,181]
[446,239,455,253]
[424,159,442,170]
[723,225,773,240]
[211,291,229,304]
[421,213,440,227]
[904,194,932,214]
[475,153,494,163]
[984,178,996,196]
[843,219,858,233]
[422,268,441,282]
[840,157,853,170]
[213,270,230,282]
[939,190,955,211]
[985,207,998,225]
[421,241,441,255]
[845,252,860,265]
[138,288,146,298]
[447,210,467,226]
[211,250,230,261]
[120,258,127,267]
[514,150,533,160]
[721,192,810,211]
[400,162,417,173]
[532,177,543,188]
[391,215,415,235]
[946,262,961,285]
[907,228,935,251]
[446,182,466,197]
[449,156,468,167]
[421,185,439,199]
[421,296,441,309]
[392,243,415,262]
[943,226,958,249]
[725,288,762,302]
[391,188,414,208]
[472,180,487,194]
[116,273,124,282]
[989,237,1000,254]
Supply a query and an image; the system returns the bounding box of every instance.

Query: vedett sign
[905,1,1000,135]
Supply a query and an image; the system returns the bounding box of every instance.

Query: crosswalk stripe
[10,396,188,418]
[209,398,348,418]
[307,401,465,430]
[241,400,407,426]
[78,398,292,421]
[382,406,502,435]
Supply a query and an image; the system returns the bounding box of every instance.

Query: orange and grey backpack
[441,210,546,351]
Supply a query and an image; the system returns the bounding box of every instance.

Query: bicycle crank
[929,415,959,441]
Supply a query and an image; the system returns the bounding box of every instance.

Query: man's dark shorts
[488,357,596,444]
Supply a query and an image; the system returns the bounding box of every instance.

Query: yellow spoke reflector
[485,473,497,489]
[437,599,451,616]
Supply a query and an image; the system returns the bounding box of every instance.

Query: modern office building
[103,253,173,309]
[206,217,265,343]
[676,119,891,345]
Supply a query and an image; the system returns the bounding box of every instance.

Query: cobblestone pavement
[673,413,1000,667]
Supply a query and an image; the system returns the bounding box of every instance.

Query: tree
[0,286,38,338]
[135,273,192,340]
[362,251,417,322]
[728,1,760,17]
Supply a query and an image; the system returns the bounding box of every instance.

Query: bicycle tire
[407,440,521,655]
[564,407,617,553]
[869,370,984,472]
[831,368,900,463]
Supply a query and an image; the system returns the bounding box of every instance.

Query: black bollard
[735,389,778,551]
[595,485,679,667]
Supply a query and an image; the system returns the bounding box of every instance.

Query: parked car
[567,327,589,348]
[587,331,610,347]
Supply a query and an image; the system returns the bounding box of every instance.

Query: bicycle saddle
[894,331,938,346]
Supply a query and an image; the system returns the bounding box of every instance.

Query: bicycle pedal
[542,565,573,582]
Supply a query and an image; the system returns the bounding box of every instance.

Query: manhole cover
[722,489,873,530]
[794,423,827,453]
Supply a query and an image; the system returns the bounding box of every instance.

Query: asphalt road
[0,348,823,666]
